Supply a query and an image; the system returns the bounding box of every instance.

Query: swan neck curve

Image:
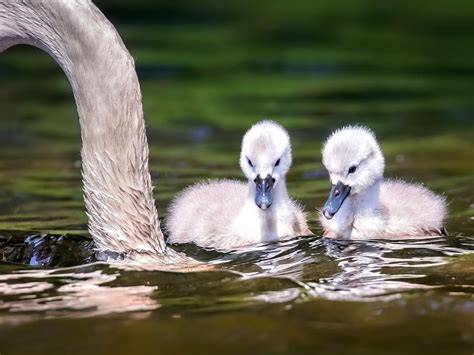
[0,0,166,253]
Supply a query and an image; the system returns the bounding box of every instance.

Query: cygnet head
[321,126,384,219]
[239,120,292,210]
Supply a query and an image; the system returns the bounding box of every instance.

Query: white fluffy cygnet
[319,126,447,239]
[165,120,312,250]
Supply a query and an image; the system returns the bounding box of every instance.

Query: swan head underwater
[239,120,292,210]
[319,125,446,239]
[321,126,384,219]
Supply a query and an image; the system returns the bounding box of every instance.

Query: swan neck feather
[0,0,166,253]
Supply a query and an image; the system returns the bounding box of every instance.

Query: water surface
[0,1,473,354]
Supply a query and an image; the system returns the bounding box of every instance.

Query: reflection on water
[0,264,158,323]
[1,234,473,325]
[1,0,473,353]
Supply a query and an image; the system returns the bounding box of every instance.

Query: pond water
[0,1,473,354]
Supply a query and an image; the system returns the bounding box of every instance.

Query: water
[1,1,473,354]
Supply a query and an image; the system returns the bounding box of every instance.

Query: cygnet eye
[348,165,357,174]
[247,158,254,168]
[274,158,280,167]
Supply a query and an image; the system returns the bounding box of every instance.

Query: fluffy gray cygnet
[319,126,447,239]
[166,120,312,249]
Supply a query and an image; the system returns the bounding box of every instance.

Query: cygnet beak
[322,181,351,219]
[255,174,274,210]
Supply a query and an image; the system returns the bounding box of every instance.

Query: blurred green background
[0,2,473,354]
[0,0,472,235]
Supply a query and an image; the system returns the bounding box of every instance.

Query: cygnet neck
[352,179,382,214]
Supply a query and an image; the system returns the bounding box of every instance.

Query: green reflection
[0,0,473,353]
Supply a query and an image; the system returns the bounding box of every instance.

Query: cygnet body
[319,126,446,239]
[166,120,312,249]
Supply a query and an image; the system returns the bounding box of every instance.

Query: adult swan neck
[0,0,165,254]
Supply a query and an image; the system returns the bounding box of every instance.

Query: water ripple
[0,234,473,322]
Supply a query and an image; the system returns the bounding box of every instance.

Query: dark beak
[322,181,351,220]
[255,174,274,210]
